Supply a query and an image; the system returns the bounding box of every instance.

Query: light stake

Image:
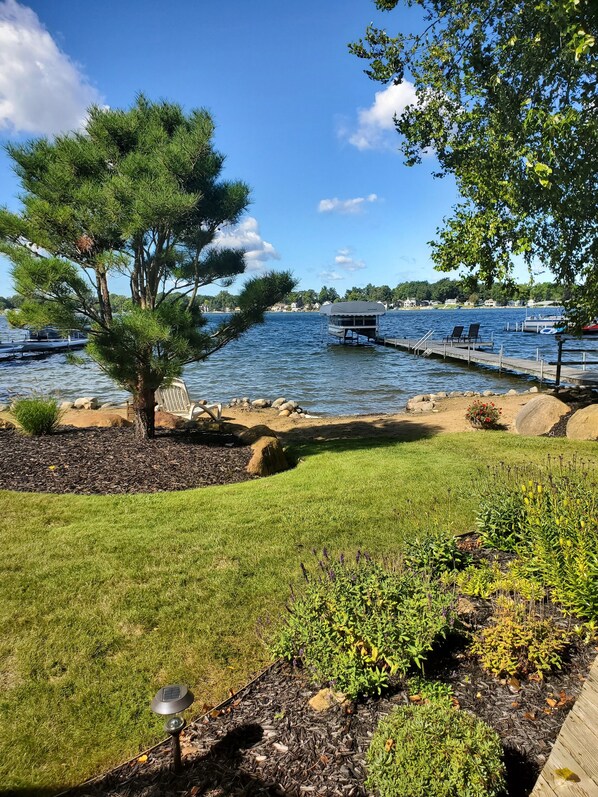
[151,684,194,773]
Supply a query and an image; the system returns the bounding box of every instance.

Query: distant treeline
[195,278,563,310]
[0,278,563,314]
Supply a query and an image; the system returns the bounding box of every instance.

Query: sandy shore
[24,391,540,443]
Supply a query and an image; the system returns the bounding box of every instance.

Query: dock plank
[378,337,598,387]
[531,655,598,797]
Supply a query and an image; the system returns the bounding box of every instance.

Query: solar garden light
[151,684,194,773]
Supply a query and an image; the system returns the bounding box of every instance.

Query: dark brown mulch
[68,650,596,797]
[67,540,597,797]
[0,427,255,494]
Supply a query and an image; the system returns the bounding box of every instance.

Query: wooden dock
[377,336,598,388]
[531,653,598,796]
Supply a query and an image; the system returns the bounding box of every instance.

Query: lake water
[0,309,566,415]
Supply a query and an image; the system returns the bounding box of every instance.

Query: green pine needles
[0,95,295,439]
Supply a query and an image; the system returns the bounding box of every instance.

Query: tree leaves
[351,0,598,320]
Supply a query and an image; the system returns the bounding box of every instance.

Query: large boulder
[406,395,436,413]
[251,398,271,409]
[89,413,133,429]
[246,436,289,476]
[238,424,279,445]
[277,400,298,412]
[154,410,185,430]
[73,396,99,410]
[566,404,598,441]
[514,395,570,436]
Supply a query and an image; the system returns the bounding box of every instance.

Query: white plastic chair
[155,378,222,421]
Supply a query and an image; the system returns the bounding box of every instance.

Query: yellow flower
[537,484,543,494]
[48,465,56,471]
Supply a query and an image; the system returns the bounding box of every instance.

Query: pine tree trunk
[97,270,113,325]
[133,381,156,440]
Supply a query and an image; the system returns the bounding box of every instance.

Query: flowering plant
[465,400,502,428]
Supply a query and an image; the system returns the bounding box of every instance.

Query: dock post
[499,345,503,373]
[540,359,544,383]
[555,335,563,389]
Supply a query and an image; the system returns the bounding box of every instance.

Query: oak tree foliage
[350,0,597,325]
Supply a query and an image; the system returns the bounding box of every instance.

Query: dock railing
[411,329,434,355]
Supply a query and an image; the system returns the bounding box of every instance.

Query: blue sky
[0,0,471,297]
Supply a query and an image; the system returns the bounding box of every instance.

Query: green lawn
[1,432,596,792]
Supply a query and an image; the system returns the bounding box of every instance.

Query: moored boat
[521,313,566,333]
[0,344,24,360]
[0,327,88,355]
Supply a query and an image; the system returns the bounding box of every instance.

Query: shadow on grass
[280,415,444,456]
[2,724,286,797]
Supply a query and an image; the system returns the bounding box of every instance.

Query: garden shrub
[476,461,598,620]
[450,561,542,601]
[12,395,62,435]
[366,703,506,797]
[272,554,456,699]
[406,675,454,705]
[516,476,598,620]
[404,530,470,576]
[470,596,568,678]
[465,400,502,429]
[476,490,526,552]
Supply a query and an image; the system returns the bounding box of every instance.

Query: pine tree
[0,95,295,438]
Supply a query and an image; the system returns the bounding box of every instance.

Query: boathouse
[319,301,386,342]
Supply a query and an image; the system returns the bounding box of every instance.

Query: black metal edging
[55,660,281,796]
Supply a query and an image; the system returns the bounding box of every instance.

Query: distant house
[484,299,498,307]
[404,298,418,307]
[445,298,459,306]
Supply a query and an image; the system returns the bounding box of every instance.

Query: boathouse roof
[319,301,386,316]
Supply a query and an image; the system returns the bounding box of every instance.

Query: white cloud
[318,270,345,281]
[318,193,378,214]
[0,0,103,136]
[214,217,280,270]
[342,81,418,152]
[334,247,365,273]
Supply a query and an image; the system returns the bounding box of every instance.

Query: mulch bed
[67,537,597,797]
[0,427,256,494]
